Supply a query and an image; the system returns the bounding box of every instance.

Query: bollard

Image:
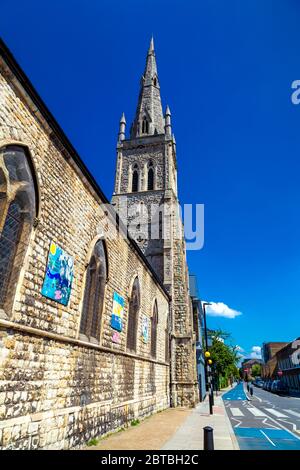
[203,426,214,450]
[209,391,213,415]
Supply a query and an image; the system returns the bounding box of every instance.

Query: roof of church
[0,37,171,300]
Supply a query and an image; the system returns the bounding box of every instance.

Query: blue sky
[1,0,300,360]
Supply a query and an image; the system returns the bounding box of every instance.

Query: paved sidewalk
[162,392,238,450]
[86,389,238,451]
[86,408,192,451]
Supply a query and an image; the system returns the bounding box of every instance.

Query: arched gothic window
[127,276,140,351]
[132,164,139,192]
[147,161,154,190]
[80,239,107,342]
[0,145,37,316]
[151,300,158,358]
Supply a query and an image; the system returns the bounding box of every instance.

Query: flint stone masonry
[0,45,170,450]
[112,40,198,408]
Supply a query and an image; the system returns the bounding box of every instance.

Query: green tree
[251,364,261,378]
[208,330,239,388]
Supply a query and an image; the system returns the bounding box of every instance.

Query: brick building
[241,359,263,378]
[261,342,289,379]
[0,37,199,449]
[276,339,300,393]
[262,342,288,364]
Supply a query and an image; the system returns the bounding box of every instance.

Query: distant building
[276,338,300,394]
[262,342,289,363]
[189,274,206,401]
[261,342,289,379]
[241,358,263,377]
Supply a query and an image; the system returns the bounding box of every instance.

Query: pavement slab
[86,387,237,451]
[86,408,191,450]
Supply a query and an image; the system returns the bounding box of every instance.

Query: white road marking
[230,408,244,417]
[254,395,262,402]
[260,430,276,447]
[231,417,242,428]
[262,418,279,429]
[278,419,298,432]
[284,410,300,419]
[260,412,300,441]
[248,407,267,417]
[264,408,288,418]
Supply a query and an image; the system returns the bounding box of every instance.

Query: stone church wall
[0,52,170,449]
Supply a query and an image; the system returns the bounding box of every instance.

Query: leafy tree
[208,330,240,387]
[251,364,261,378]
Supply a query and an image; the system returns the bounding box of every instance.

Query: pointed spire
[130,37,165,138]
[149,35,154,54]
[164,105,172,137]
[118,112,126,142]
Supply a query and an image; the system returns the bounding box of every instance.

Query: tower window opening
[148,167,154,190]
[148,160,154,190]
[142,118,149,134]
[132,164,139,192]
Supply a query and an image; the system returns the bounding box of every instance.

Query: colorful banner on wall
[112,331,121,344]
[111,291,124,332]
[141,315,149,343]
[41,241,74,306]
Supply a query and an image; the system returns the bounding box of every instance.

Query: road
[223,382,300,450]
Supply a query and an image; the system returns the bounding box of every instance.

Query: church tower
[112,38,198,407]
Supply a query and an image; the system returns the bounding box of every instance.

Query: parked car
[262,380,268,390]
[267,380,274,391]
[252,378,263,388]
[271,380,288,395]
[263,379,273,391]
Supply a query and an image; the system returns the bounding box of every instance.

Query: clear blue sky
[1,0,300,360]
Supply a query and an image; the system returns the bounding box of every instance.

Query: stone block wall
[0,53,170,449]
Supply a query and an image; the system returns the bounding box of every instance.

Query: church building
[0,36,200,449]
[112,38,199,407]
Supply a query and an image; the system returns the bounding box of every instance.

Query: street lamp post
[202,302,211,352]
[202,302,211,392]
[202,302,214,414]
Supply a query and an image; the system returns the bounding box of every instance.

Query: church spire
[130,37,165,138]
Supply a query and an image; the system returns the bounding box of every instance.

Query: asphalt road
[223,382,300,450]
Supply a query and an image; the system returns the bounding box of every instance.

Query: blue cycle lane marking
[223,383,300,450]
[222,383,248,401]
[234,427,300,450]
